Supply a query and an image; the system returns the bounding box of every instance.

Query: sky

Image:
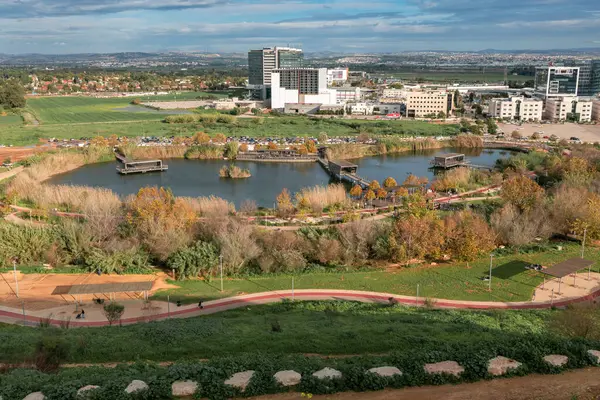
[0,0,599,54]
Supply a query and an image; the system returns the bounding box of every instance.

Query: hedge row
[2,337,599,400]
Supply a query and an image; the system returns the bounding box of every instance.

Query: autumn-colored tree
[394,187,409,198]
[364,189,376,203]
[306,140,317,153]
[107,134,119,147]
[383,177,397,188]
[318,132,328,144]
[572,193,600,240]
[561,157,594,187]
[297,145,309,156]
[213,133,227,143]
[501,175,545,212]
[403,174,420,186]
[276,188,294,216]
[268,142,278,150]
[239,143,249,152]
[418,176,429,186]
[173,136,186,145]
[369,180,380,190]
[193,132,210,145]
[391,214,445,262]
[376,188,387,200]
[349,184,363,198]
[444,211,495,261]
[403,192,432,218]
[90,135,108,147]
[511,130,522,140]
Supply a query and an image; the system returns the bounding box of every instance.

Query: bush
[167,241,219,280]
[33,334,70,372]
[103,302,125,326]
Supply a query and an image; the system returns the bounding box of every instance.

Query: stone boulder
[172,380,198,397]
[124,380,149,394]
[23,393,45,400]
[543,355,568,367]
[312,367,342,380]
[588,350,600,364]
[487,356,522,376]
[274,370,302,386]
[367,366,402,377]
[77,385,99,396]
[225,370,255,392]
[424,361,464,377]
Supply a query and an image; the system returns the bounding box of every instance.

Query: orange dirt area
[0,272,177,311]
[0,145,48,162]
[250,367,600,400]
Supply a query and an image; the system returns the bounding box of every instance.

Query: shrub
[167,241,219,280]
[103,302,125,326]
[33,334,69,372]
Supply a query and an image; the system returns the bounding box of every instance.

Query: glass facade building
[576,60,600,97]
[535,67,579,98]
[247,47,303,86]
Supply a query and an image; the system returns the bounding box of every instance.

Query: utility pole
[219,254,224,292]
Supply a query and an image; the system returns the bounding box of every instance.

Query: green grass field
[152,243,598,304]
[0,301,552,363]
[0,115,22,126]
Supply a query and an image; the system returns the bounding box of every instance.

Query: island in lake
[219,164,251,179]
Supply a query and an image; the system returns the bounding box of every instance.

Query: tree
[167,241,219,280]
[511,130,522,140]
[364,189,376,204]
[305,140,317,153]
[224,141,238,159]
[403,174,427,186]
[268,142,278,150]
[90,136,108,147]
[239,143,249,152]
[349,184,363,198]
[486,118,498,135]
[318,132,328,144]
[193,132,210,144]
[501,175,545,212]
[357,132,370,143]
[213,133,227,143]
[0,79,26,109]
[297,145,309,156]
[368,180,380,190]
[276,188,294,216]
[394,187,409,198]
[571,194,600,240]
[103,302,125,326]
[376,188,387,200]
[444,211,495,262]
[383,177,397,188]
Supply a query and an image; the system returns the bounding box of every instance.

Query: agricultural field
[0,114,22,126]
[372,71,532,83]
[153,243,599,304]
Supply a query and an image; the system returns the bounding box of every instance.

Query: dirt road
[250,367,600,400]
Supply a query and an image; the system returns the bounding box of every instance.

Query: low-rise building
[327,68,349,85]
[544,96,592,122]
[347,102,375,115]
[593,99,600,122]
[488,96,543,121]
[405,90,454,118]
[335,87,361,104]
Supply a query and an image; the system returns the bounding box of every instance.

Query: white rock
[544,355,568,367]
[225,370,255,391]
[172,380,198,397]
[487,356,522,376]
[588,349,600,364]
[23,393,45,400]
[367,366,402,377]
[77,385,99,396]
[274,370,302,386]
[424,361,465,377]
[312,367,342,380]
[124,380,149,394]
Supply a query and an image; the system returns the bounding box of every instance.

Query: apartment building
[593,99,600,122]
[488,96,543,121]
[327,68,349,85]
[405,90,453,118]
[271,68,337,109]
[544,96,593,122]
[335,87,361,104]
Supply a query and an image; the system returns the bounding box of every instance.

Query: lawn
[0,301,553,363]
[0,114,460,146]
[153,243,599,304]
[0,114,22,126]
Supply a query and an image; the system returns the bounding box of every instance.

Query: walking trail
[1,272,599,327]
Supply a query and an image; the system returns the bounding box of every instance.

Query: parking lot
[498,122,600,143]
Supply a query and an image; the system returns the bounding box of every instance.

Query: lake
[48,148,513,207]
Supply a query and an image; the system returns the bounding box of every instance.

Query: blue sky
[0,0,599,54]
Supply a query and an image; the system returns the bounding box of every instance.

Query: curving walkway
[1,285,600,328]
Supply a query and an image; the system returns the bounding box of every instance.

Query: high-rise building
[270,68,337,109]
[535,66,580,98]
[247,47,303,88]
[575,60,600,97]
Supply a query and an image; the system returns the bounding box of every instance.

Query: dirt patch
[0,146,47,162]
[249,367,600,400]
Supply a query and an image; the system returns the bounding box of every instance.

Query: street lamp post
[581,227,587,258]
[13,258,19,298]
[219,254,224,292]
[489,254,494,291]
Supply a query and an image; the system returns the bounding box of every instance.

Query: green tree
[0,79,26,109]
[486,118,498,134]
[103,302,125,326]
[224,141,239,159]
[167,241,219,280]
